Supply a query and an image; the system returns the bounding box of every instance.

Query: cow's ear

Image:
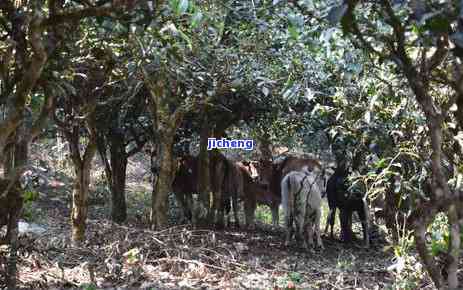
[242,161,250,166]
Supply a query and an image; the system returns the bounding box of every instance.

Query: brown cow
[253,155,325,226]
[235,161,280,229]
[172,153,242,228]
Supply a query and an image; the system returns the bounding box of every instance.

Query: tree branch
[29,93,55,141]
[42,5,120,27]
[0,8,48,152]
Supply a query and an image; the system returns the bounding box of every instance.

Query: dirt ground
[0,144,436,289]
[4,209,397,289]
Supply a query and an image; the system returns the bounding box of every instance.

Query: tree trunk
[68,123,97,245]
[447,204,460,289]
[198,114,212,220]
[71,160,92,245]
[109,130,128,223]
[152,135,175,230]
[5,203,20,290]
[4,123,27,290]
[407,77,460,288]
[209,150,226,228]
[149,142,159,224]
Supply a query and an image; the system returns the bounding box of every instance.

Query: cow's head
[252,158,274,189]
[241,160,259,180]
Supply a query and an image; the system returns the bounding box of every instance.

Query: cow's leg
[232,193,240,228]
[271,202,279,226]
[174,192,191,222]
[330,208,336,238]
[223,197,232,227]
[303,215,312,250]
[296,217,304,248]
[324,208,330,234]
[325,207,336,238]
[284,210,293,246]
[339,209,352,242]
[315,209,324,249]
[308,223,315,250]
[361,219,369,247]
[214,190,226,229]
[217,209,225,228]
[184,193,194,222]
[244,194,256,230]
[358,202,370,248]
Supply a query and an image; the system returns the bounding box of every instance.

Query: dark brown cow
[253,155,324,226]
[172,155,198,221]
[172,153,242,228]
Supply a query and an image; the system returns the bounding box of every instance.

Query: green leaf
[178,29,193,50]
[190,11,203,29]
[424,15,450,34]
[288,25,299,40]
[170,0,179,12]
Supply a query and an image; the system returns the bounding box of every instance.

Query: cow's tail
[281,174,293,227]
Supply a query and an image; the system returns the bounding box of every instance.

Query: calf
[281,170,324,250]
[236,161,280,228]
[324,164,369,247]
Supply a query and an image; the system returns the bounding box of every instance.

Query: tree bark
[3,118,27,290]
[142,66,192,230]
[446,204,460,289]
[198,113,212,220]
[67,120,98,245]
[70,153,95,245]
[5,198,20,290]
[109,130,128,223]
[405,75,459,289]
[152,136,175,229]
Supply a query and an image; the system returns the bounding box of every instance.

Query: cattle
[172,155,198,221]
[171,153,242,228]
[281,170,324,250]
[235,161,280,229]
[253,155,325,226]
[324,163,370,247]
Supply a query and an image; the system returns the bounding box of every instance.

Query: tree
[326,1,463,288]
[96,82,150,224]
[0,1,137,287]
